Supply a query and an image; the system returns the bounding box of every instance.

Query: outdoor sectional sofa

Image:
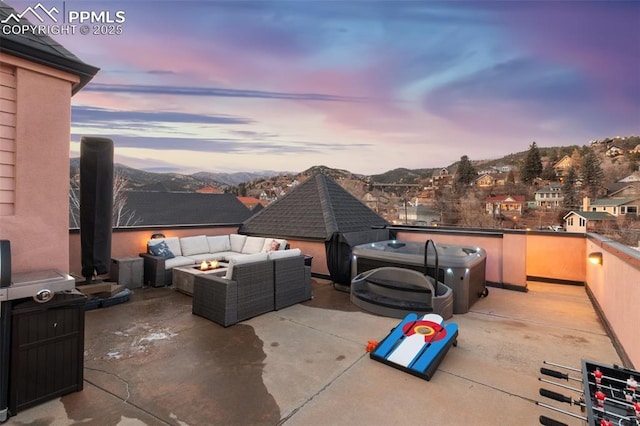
[192,248,312,327]
[140,234,289,287]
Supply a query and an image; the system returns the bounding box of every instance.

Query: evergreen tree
[521,142,543,184]
[582,147,604,198]
[541,161,557,181]
[562,167,580,210]
[506,170,515,184]
[454,155,477,192]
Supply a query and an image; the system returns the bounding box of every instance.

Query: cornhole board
[370,313,458,381]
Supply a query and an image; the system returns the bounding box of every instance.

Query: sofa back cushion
[225,252,269,279]
[229,234,247,252]
[267,248,302,260]
[148,237,182,257]
[241,236,266,254]
[180,235,210,256]
[208,235,231,253]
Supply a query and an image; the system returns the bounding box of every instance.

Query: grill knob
[34,289,53,303]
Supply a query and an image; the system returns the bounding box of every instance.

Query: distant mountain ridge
[68,135,640,192]
[70,158,283,190]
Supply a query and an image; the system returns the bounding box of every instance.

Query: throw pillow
[269,240,280,252]
[148,241,175,259]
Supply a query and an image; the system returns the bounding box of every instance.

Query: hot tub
[350,240,487,314]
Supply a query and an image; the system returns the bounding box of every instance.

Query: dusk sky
[11,0,640,175]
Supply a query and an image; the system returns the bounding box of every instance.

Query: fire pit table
[172,262,229,296]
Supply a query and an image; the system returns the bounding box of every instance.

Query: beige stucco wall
[585,236,640,368]
[526,233,586,282]
[0,54,78,273]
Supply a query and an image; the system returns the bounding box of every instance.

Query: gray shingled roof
[239,173,388,240]
[70,191,253,228]
[0,2,99,93]
[589,197,640,207]
[563,211,616,221]
[124,191,253,226]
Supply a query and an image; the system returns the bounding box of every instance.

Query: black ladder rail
[424,239,439,296]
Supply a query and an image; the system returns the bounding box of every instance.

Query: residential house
[553,155,574,182]
[431,167,455,189]
[563,211,616,233]
[475,173,497,188]
[399,204,440,225]
[236,196,266,211]
[484,195,525,216]
[605,145,624,157]
[583,196,640,218]
[607,182,640,198]
[534,183,564,209]
[618,172,640,183]
[196,186,223,194]
[475,172,510,189]
[630,144,640,154]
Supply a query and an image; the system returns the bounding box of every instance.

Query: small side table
[110,257,143,289]
[303,255,313,268]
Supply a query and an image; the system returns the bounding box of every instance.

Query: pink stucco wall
[396,230,508,286]
[68,226,239,277]
[0,56,78,273]
[585,237,640,368]
[526,233,586,282]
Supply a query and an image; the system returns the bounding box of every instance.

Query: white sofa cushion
[267,248,302,260]
[229,234,247,252]
[208,235,231,253]
[241,236,266,254]
[180,235,210,256]
[224,252,268,279]
[164,256,194,270]
[149,237,182,257]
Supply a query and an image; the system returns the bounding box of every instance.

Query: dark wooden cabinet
[9,293,85,415]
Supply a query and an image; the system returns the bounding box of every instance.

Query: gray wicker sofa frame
[192,254,311,327]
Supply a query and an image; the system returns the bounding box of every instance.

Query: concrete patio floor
[7,279,622,426]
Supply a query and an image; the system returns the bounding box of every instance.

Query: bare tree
[112,172,141,227]
[69,170,141,228]
[457,191,495,228]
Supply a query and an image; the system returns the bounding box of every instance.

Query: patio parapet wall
[69,224,639,367]
[585,233,640,369]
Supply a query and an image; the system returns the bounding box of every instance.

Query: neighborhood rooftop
[239,173,389,240]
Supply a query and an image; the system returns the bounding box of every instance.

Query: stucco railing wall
[68,226,239,278]
[393,228,526,289]
[585,234,640,368]
[525,232,586,283]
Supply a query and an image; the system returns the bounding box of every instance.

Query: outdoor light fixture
[588,252,603,265]
[150,233,166,239]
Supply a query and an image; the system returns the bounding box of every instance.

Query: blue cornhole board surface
[371,313,458,381]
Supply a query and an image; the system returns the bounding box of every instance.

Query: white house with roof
[534,183,564,208]
[563,211,616,233]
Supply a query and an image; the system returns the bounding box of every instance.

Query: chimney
[582,197,590,212]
